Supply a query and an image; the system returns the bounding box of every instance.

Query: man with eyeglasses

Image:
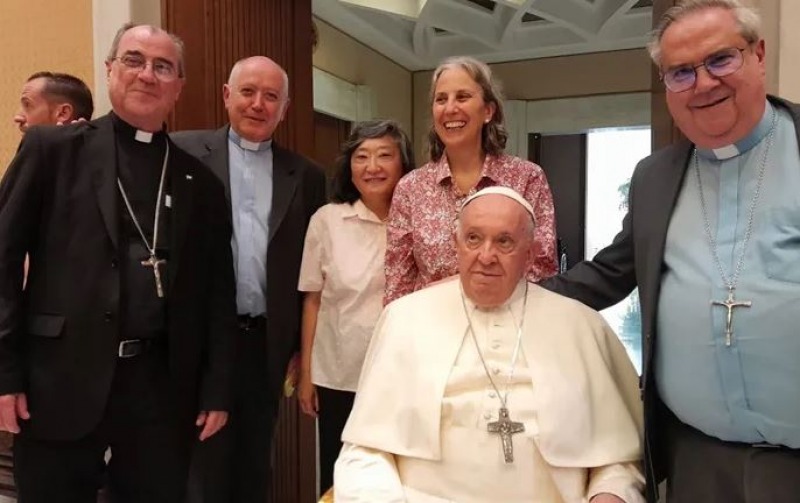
[0,22,237,502]
[542,1,800,502]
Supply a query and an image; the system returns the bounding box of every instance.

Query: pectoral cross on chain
[141,254,167,298]
[487,407,525,463]
[711,287,751,346]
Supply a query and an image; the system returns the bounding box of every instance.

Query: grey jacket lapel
[202,126,233,208]
[645,139,692,294]
[269,144,299,244]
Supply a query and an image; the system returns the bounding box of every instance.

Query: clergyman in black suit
[542,2,800,502]
[0,23,237,503]
[172,55,326,503]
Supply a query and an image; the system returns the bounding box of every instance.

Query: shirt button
[488,391,496,398]
[491,342,501,350]
[483,411,492,420]
[103,311,113,322]
[492,368,501,375]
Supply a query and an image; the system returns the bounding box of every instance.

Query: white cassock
[335,278,645,503]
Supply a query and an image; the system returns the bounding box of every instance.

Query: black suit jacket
[171,126,326,398]
[0,115,238,441]
[542,96,800,501]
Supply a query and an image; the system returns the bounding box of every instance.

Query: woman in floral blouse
[384,56,558,305]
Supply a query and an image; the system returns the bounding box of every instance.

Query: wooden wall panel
[312,111,352,176]
[162,1,317,502]
[162,0,315,157]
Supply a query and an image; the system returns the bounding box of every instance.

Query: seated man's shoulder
[531,284,612,331]
[387,276,459,314]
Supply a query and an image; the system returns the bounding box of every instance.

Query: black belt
[237,315,266,333]
[117,339,158,358]
[668,409,798,453]
[751,442,797,451]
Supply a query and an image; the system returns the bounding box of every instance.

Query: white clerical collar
[696,100,775,161]
[228,128,272,152]
[467,280,528,313]
[135,130,154,143]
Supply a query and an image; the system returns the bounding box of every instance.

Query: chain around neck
[117,141,170,256]
[694,108,777,292]
[460,282,528,410]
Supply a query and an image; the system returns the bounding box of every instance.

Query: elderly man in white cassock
[334,186,645,503]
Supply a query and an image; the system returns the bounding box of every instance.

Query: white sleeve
[587,462,646,503]
[334,443,407,503]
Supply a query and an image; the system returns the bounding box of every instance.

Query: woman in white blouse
[297,119,415,492]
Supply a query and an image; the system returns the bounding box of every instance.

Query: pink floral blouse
[385,153,558,305]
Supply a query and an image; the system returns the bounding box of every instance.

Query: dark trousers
[188,317,281,503]
[316,386,355,493]
[666,416,800,503]
[14,346,192,503]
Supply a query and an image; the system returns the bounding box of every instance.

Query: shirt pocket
[759,206,800,283]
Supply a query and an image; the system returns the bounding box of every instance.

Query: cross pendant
[711,287,751,346]
[141,254,167,298]
[486,407,525,463]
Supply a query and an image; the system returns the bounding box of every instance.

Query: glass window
[585,128,651,373]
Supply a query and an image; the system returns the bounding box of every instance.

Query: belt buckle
[238,316,262,332]
[118,339,141,358]
[752,442,781,449]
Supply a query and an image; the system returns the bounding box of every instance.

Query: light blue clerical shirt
[228,128,273,317]
[656,101,800,448]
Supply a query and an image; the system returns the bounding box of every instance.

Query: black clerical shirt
[112,113,172,341]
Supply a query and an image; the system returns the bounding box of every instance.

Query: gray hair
[331,119,415,204]
[106,23,186,78]
[427,56,508,162]
[228,56,290,101]
[647,0,761,66]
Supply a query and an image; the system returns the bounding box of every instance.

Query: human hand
[0,393,30,434]
[196,410,228,441]
[590,493,626,503]
[297,377,318,418]
[55,118,88,126]
[284,353,300,398]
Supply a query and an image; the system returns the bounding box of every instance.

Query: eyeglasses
[112,54,180,82]
[661,47,747,93]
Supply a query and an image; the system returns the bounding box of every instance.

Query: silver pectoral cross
[141,253,167,298]
[711,287,751,346]
[487,407,525,463]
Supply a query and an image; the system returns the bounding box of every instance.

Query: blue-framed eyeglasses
[661,47,747,93]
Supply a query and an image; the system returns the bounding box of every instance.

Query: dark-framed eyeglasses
[661,47,747,93]
[112,53,179,82]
